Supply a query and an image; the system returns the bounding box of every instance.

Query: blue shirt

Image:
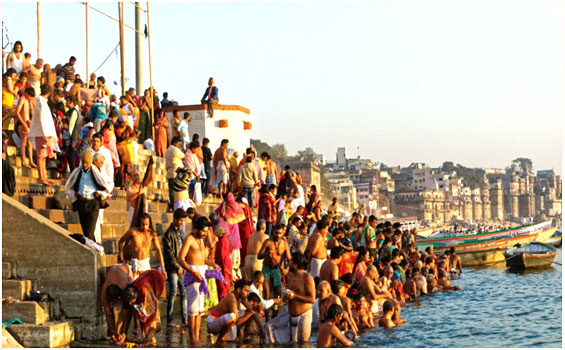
[88,103,107,121]
[78,168,97,199]
[202,86,219,100]
[177,120,190,143]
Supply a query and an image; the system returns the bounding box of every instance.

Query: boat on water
[503,242,557,269]
[416,221,554,266]
[544,226,562,247]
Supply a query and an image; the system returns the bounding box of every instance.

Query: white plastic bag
[193,182,202,205]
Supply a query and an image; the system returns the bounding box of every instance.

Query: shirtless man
[25,58,43,96]
[437,269,461,291]
[307,220,329,279]
[317,281,357,339]
[377,300,396,329]
[257,224,291,303]
[177,216,221,347]
[244,219,269,280]
[213,139,230,197]
[264,252,315,344]
[206,279,264,344]
[364,216,379,261]
[101,264,133,345]
[361,265,392,312]
[449,247,463,275]
[66,78,82,110]
[331,279,359,335]
[403,268,419,300]
[327,228,352,252]
[263,153,278,186]
[317,304,354,348]
[117,213,166,279]
[126,169,147,225]
[319,247,344,283]
[407,244,421,267]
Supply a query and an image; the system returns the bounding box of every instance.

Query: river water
[73,248,562,348]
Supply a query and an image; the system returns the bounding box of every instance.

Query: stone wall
[2,194,105,340]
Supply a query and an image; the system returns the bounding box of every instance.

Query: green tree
[511,158,533,174]
[442,161,455,173]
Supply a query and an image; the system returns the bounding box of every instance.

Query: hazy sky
[2,1,562,175]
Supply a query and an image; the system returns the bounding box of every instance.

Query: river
[73,248,562,348]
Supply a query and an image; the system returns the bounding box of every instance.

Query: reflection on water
[74,249,562,348]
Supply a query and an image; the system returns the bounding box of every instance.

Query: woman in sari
[215,192,246,280]
[154,109,168,157]
[137,89,153,144]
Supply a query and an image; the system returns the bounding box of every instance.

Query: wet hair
[97,76,105,84]
[106,284,123,303]
[291,252,309,270]
[234,279,251,291]
[316,220,329,231]
[383,300,395,313]
[369,215,377,223]
[247,292,261,304]
[330,246,344,260]
[122,285,138,307]
[353,246,369,274]
[193,216,211,230]
[340,273,355,286]
[221,139,229,146]
[173,208,188,220]
[330,279,345,295]
[139,213,155,233]
[273,224,285,234]
[326,304,343,322]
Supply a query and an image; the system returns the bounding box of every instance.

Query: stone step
[35,209,79,224]
[2,261,17,279]
[2,328,23,348]
[15,183,63,196]
[101,254,119,267]
[57,223,83,234]
[100,223,129,239]
[13,166,62,180]
[2,280,32,301]
[8,320,75,348]
[2,301,49,325]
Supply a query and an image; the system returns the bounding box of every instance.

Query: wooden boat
[534,226,558,243]
[544,227,562,247]
[503,242,557,269]
[416,221,553,266]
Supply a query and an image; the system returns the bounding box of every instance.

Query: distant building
[336,147,347,167]
[287,161,321,194]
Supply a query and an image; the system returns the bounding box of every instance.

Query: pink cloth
[103,129,120,167]
[214,192,245,225]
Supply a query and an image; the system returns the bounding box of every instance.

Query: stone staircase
[2,261,77,347]
[5,145,221,269]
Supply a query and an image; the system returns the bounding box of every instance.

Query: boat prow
[503,242,557,270]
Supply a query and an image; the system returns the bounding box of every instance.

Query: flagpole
[147,2,154,140]
[36,2,40,58]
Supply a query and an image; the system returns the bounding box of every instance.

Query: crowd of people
[101,154,464,347]
[3,43,464,348]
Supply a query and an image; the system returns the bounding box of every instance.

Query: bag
[117,139,135,164]
[52,191,71,210]
[194,182,202,205]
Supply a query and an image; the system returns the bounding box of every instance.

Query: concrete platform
[2,301,49,325]
[8,320,75,347]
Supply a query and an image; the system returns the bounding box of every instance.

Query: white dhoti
[216,161,229,185]
[243,254,263,281]
[30,80,41,97]
[206,312,238,340]
[130,257,151,277]
[309,258,326,279]
[184,265,209,316]
[230,249,241,281]
[265,308,313,344]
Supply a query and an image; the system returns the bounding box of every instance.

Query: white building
[336,147,347,167]
[163,104,252,155]
[411,167,439,191]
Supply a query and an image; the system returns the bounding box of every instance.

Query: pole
[146,2,154,140]
[135,2,143,95]
[36,2,40,58]
[118,2,125,96]
[85,2,89,82]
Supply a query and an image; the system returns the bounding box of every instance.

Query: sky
[2,0,563,175]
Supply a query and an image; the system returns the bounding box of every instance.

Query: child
[214,225,232,300]
[377,300,396,329]
[352,294,374,329]
[317,304,354,348]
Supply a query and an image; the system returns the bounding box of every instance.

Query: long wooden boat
[503,242,557,269]
[544,227,562,247]
[416,221,553,266]
[534,226,558,243]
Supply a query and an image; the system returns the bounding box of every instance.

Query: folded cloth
[183,268,226,298]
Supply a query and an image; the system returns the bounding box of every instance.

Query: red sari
[133,270,165,338]
[214,234,232,299]
[238,201,255,261]
[154,116,168,157]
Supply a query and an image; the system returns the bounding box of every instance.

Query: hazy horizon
[2,1,562,175]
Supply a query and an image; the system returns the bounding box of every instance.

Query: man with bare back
[307,220,329,279]
[361,265,392,313]
[25,58,43,96]
[317,281,357,339]
[262,153,278,187]
[213,139,230,197]
[257,224,291,302]
[117,213,166,279]
[319,246,343,284]
[243,219,269,281]
[177,216,220,347]
[265,252,316,345]
[206,279,264,344]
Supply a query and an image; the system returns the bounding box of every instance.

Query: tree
[511,158,533,175]
[289,147,318,163]
[270,143,288,161]
[442,161,455,173]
